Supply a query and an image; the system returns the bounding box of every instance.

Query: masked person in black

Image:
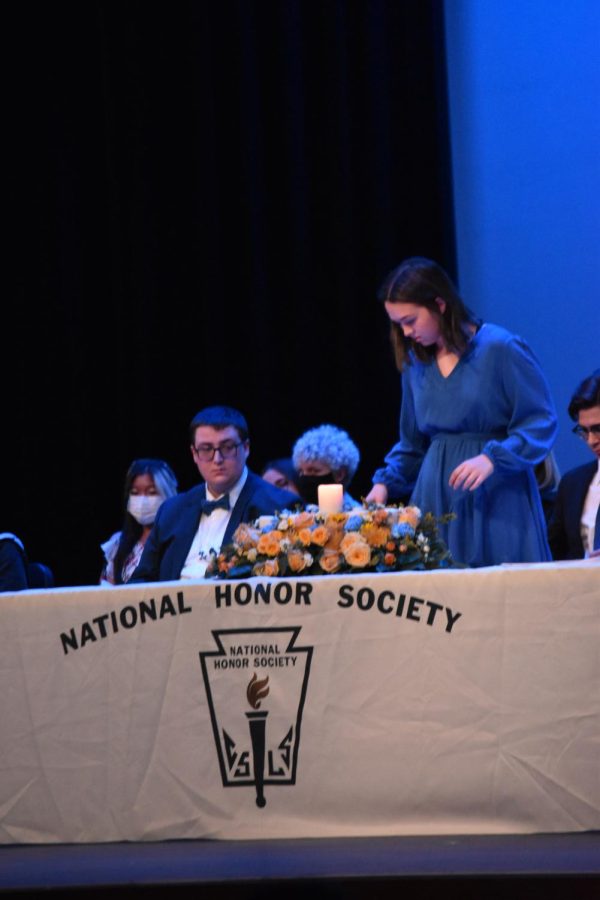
[292,424,360,510]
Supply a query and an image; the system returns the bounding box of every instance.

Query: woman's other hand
[365,483,389,504]
[449,454,494,491]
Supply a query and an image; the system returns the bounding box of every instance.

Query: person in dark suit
[0,533,29,592]
[130,406,300,582]
[548,371,600,560]
[0,533,55,591]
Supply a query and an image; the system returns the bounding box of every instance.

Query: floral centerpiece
[206,504,455,579]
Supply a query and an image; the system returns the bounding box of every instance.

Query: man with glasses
[548,371,600,560]
[131,406,300,582]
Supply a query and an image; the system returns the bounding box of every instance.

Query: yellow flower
[319,550,342,573]
[342,540,371,568]
[325,512,349,526]
[362,524,390,548]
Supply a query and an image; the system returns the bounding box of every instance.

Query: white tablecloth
[1,561,598,843]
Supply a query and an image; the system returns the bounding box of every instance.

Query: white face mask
[127,494,164,526]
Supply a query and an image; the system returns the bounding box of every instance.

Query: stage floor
[1,832,599,898]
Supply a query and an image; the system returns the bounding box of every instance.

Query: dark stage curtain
[6,1,455,585]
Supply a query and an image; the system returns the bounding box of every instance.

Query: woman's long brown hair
[378,257,480,370]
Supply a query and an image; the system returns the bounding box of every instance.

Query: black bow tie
[200,494,230,516]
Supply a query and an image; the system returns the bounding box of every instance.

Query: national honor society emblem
[199,627,313,807]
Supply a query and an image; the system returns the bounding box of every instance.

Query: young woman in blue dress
[365,257,557,567]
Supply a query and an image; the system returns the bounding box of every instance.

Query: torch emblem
[245,673,270,807]
[199,627,312,808]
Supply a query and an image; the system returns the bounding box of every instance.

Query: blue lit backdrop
[445,0,600,473]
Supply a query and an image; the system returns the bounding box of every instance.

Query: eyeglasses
[194,440,243,461]
[572,424,600,440]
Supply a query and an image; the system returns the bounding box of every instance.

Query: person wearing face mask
[100,458,178,585]
[292,424,361,510]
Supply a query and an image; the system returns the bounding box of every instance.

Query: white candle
[318,484,344,513]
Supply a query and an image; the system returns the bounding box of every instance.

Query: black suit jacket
[130,471,299,582]
[548,461,597,560]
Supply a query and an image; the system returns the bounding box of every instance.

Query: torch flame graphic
[247,673,270,709]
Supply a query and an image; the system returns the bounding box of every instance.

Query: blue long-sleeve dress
[373,323,557,567]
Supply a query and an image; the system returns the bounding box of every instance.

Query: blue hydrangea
[392,522,415,539]
[345,515,363,532]
[260,522,276,533]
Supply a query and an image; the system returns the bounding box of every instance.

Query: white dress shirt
[180,467,249,579]
[580,461,600,555]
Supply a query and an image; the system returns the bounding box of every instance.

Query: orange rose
[386,541,396,551]
[293,511,316,530]
[340,531,362,553]
[310,525,330,547]
[217,555,239,573]
[298,528,314,546]
[263,558,280,577]
[319,549,342,573]
[363,524,390,548]
[234,523,260,550]
[384,552,396,566]
[398,506,421,528]
[252,558,280,577]
[342,540,371,568]
[287,549,307,573]
[373,509,390,525]
[257,531,283,556]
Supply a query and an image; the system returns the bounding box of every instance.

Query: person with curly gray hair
[292,424,360,509]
